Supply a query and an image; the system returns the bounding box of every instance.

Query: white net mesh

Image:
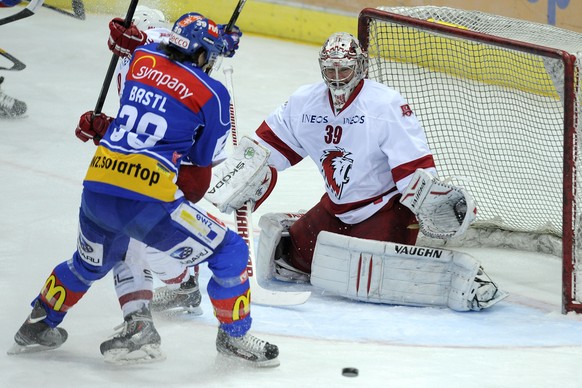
[361,6,582,310]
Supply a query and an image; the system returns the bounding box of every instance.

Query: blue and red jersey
[83,43,231,202]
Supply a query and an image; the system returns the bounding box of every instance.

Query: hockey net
[358,6,582,313]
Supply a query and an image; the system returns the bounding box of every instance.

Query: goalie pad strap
[310,231,481,311]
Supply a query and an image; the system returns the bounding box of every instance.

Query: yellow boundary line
[45,0,358,45]
[45,0,558,97]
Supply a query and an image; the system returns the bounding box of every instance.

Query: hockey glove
[108,17,147,58]
[218,24,242,58]
[75,111,114,146]
[400,169,477,239]
[205,136,276,213]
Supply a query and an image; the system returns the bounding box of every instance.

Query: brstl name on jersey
[129,86,168,112]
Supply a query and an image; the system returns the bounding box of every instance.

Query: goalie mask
[318,32,368,112]
[132,6,168,30]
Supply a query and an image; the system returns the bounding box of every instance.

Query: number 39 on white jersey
[254,80,436,224]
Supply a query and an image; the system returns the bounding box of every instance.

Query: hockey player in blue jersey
[10,12,280,367]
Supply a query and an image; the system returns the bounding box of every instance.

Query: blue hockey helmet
[168,13,224,64]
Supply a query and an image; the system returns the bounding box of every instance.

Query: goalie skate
[151,274,203,316]
[216,329,280,368]
[7,300,68,355]
[100,306,165,364]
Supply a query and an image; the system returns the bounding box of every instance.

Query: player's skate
[0,76,27,118]
[151,273,203,315]
[8,300,68,355]
[216,328,280,368]
[100,306,165,364]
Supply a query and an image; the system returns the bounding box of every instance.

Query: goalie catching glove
[205,136,277,214]
[400,169,476,239]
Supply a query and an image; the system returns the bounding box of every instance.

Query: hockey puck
[342,367,359,377]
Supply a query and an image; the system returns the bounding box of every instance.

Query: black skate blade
[103,344,166,365]
[7,342,60,355]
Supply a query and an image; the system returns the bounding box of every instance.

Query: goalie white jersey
[254,80,436,224]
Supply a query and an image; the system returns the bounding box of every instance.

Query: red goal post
[357,6,581,313]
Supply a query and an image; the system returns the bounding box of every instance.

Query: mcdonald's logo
[41,275,66,311]
[232,288,251,321]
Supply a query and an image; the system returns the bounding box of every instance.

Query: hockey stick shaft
[223,65,310,306]
[205,0,247,75]
[224,0,247,32]
[0,48,26,71]
[93,0,139,114]
[0,0,44,26]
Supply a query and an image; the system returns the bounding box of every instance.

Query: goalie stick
[223,65,311,306]
[204,0,305,305]
[0,0,44,26]
[0,48,26,71]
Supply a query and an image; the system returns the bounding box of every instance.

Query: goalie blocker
[256,213,507,312]
[205,136,277,214]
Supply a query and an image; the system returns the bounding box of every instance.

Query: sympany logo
[130,54,193,100]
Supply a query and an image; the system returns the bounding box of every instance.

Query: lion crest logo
[320,147,353,199]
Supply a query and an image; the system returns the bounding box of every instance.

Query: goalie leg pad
[310,231,507,311]
[256,212,304,283]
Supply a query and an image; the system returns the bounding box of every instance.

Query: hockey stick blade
[42,2,85,20]
[0,0,44,26]
[0,49,26,71]
[72,0,86,19]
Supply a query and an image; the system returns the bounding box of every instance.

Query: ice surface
[1,8,581,388]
